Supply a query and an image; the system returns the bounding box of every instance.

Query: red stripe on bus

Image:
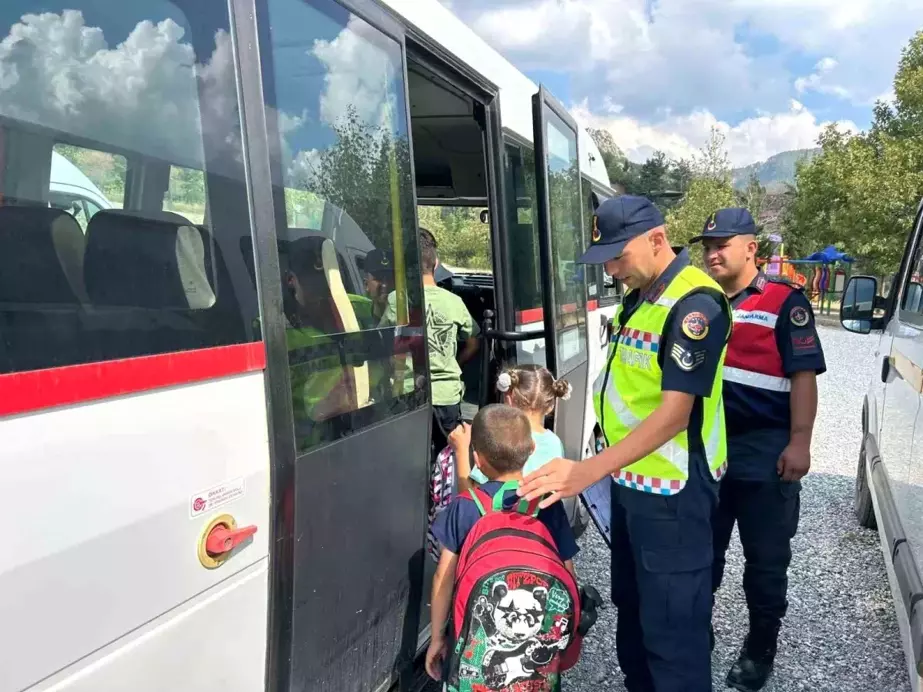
[0,342,266,417]
[515,301,598,325]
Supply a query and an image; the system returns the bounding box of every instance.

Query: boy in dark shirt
[425,404,579,681]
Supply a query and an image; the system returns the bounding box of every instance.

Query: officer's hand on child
[425,634,447,680]
[777,440,811,482]
[517,456,593,509]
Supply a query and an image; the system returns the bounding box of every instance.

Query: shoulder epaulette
[765,275,802,291]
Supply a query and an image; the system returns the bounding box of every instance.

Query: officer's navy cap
[689,207,757,243]
[577,195,665,265]
[364,248,393,280]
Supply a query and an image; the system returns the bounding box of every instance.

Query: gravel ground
[566,326,910,691]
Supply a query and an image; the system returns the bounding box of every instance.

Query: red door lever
[205,523,257,556]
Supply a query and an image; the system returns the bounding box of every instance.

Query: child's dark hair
[471,404,533,474]
[496,364,571,414]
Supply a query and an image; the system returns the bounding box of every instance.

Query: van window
[0,1,257,375]
[582,184,621,304]
[900,244,923,320]
[259,0,426,453]
[164,166,207,225]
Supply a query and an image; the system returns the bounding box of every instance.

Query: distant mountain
[732,148,820,192]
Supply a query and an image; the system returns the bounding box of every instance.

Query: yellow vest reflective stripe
[592,265,730,495]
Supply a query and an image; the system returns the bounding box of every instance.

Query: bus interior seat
[319,237,370,408]
[0,205,88,372]
[83,209,240,359]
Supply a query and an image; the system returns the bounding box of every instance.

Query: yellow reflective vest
[592,264,730,495]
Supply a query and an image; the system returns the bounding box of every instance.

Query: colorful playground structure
[757,234,855,315]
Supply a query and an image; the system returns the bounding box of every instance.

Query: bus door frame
[232,0,440,690]
[530,85,591,460]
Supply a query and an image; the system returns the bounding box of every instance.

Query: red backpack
[446,482,584,692]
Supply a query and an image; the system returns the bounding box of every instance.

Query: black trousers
[610,454,719,692]
[431,403,462,460]
[712,477,801,628]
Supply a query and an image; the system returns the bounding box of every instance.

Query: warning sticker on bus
[190,477,246,518]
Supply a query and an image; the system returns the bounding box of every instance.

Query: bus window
[260,0,426,454]
[544,114,588,372]
[583,183,621,304]
[164,165,206,225]
[49,143,125,229]
[503,142,543,323]
[0,1,257,375]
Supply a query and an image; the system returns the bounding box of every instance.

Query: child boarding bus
[0,1,618,691]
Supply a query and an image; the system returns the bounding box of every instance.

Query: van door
[531,86,590,460]
[880,202,923,532]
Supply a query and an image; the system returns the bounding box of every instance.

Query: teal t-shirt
[468,429,565,485]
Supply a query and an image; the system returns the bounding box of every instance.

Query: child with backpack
[454,364,572,492]
[426,403,595,691]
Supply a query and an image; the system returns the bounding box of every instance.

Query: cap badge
[706,214,717,231]
[591,215,601,242]
[381,255,389,266]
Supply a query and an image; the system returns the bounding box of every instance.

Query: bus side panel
[0,374,270,692]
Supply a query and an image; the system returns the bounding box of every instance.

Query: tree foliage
[784,30,923,275]
[664,129,737,249]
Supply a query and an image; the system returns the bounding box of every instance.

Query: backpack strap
[467,487,493,517]
[491,480,541,517]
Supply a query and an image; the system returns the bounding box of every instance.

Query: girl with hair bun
[449,364,572,489]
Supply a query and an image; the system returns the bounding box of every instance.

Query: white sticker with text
[190,477,245,518]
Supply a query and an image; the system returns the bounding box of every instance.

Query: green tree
[665,129,737,252]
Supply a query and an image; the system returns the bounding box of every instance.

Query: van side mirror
[840,275,879,334]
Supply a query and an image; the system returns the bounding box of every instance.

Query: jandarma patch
[790,305,810,327]
[681,311,709,340]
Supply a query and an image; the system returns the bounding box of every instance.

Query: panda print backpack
[446,482,586,692]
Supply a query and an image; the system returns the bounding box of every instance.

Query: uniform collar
[750,270,769,293]
[643,248,690,304]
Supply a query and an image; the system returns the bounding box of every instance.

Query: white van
[840,196,923,692]
[48,150,112,230]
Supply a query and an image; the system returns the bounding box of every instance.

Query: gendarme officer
[519,195,732,692]
[690,208,826,691]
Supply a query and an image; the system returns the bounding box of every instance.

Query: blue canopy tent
[786,245,855,315]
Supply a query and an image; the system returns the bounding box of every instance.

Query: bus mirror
[840,275,877,334]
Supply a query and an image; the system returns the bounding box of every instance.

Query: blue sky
[438,0,923,167]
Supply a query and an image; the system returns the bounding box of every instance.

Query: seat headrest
[84,210,216,309]
[0,206,84,305]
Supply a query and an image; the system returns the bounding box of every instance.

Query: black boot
[725,624,779,691]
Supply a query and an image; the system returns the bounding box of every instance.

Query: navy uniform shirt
[725,272,827,480]
[617,249,732,467]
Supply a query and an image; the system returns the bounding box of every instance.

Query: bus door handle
[206,523,257,556]
[479,310,547,407]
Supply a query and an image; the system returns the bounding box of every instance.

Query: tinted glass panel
[260,0,426,453]
[504,142,542,321]
[583,183,621,303]
[544,112,587,372]
[0,1,258,375]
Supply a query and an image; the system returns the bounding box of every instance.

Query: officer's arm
[777,292,825,480]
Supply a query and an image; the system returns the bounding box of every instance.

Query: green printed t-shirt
[381,285,479,406]
[468,429,565,484]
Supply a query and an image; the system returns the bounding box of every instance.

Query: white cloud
[794,56,853,100]
[450,0,923,119]
[0,10,241,173]
[573,99,857,167]
[312,15,400,132]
